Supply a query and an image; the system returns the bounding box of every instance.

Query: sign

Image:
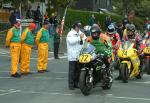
[21,19,34,27]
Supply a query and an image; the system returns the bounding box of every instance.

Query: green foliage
[65,9,144,31]
[65,9,122,31]
[113,0,150,17]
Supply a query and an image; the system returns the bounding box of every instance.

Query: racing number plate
[145,47,150,54]
[79,54,91,63]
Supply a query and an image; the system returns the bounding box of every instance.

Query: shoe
[69,87,75,90]
[43,70,49,72]
[11,73,21,78]
[74,83,79,88]
[55,57,60,59]
[115,76,122,80]
[38,70,45,73]
[21,72,28,76]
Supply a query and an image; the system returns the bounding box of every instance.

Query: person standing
[20,23,36,75]
[35,20,49,73]
[66,21,87,90]
[5,21,21,77]
[88,14,96,26]
[9,10,16,27]
[54,26,61,59]
[105,15,112,28]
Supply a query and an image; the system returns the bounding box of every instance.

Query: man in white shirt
[66,21,87,90]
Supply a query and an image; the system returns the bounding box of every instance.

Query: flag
[59,7,68,36]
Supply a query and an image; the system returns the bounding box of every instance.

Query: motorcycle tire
[120,64,129,83]
[145,58,150,75]
[79,71,90,96]
[102,69,113,90]
[102,80,112,90]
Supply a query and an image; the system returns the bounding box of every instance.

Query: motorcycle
[78,42,113,96]
[142,39,150,74]
[117,41,142,83]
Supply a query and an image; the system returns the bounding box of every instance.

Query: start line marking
[0,89,150,101]
[0,54,67,61]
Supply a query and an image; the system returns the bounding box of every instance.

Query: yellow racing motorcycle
[142,39,150,74]
[117,41,142,83]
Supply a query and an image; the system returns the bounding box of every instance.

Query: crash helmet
[90,26,101,40]
[126,24,136,39]
[146,24,150,31]
[107,24,116,35]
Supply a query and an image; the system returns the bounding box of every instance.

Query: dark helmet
[146,24,150,31]
[126,24,135,32]
[126,24,136,39]
[107,24,116,34]
[90,26,101,40]
[72,21,82,29]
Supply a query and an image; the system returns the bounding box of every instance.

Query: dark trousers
[68,61,79,88]
[54,42,60,58]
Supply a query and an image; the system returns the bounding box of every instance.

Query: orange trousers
[20,43,32,73]
[10,43,21,75]
[37,43,48,71]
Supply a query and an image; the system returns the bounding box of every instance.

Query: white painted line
[0,76,67,80]
[0,71,68,74]
[111,96,150,101]
[34,77,67,80]
[0,54,67,61]
[18,90,74,96]
[0,90,20,96]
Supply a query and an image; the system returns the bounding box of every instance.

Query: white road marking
[0,54,67,60]
[0,76,67,80]
[0,71,68,74]
[109,95,150,101]
[14,90,74,96]
[0,90,20,96]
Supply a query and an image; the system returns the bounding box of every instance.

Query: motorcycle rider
[87,25,112,70]
[142,24,150,45]
[116,24,142,80]
[106,24,121,69]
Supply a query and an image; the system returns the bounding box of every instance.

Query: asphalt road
[0,49,150,103]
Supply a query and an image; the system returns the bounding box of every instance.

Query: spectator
[26,7,33,19]
[116,22,124,40]
[105,15,112,28]
[34,6,42,27]
[44,11,49,21]
[49,12,58,28]
[9,10,16,27]
[15,9,21,20]
[122,15,129,30]
[53,26,61,59]
[88,14,96,26]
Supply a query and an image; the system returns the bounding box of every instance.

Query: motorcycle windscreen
[81,43,96,54]
[122,41,134,50]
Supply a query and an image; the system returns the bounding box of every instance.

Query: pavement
[0,48,150,103]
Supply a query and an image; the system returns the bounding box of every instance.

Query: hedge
[65,9,122,31]
[65,9,144,32]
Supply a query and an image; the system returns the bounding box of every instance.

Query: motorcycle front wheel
[79,70,91,96]
[120,64,129,83]
[145,58,150,75]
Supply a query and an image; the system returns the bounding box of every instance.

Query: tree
[113,0,150,17]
